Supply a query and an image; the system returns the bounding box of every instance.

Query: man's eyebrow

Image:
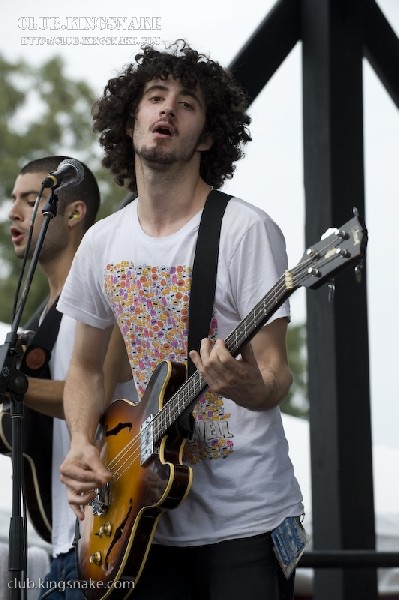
[144,84,202,106]
[11,190,42,200]
[144,84,168,96]
[180,88,202,106]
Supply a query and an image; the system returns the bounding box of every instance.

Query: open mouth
[156,127,171,136]
[10,227,25,244]
[153,122,174,137]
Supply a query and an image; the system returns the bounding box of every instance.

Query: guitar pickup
[140,415,155,465]
[91,483,110,516]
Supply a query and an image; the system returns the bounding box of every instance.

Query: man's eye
[150,96,163,102]
[181,102,193,110]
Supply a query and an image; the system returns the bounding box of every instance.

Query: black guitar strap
[18,300,63,540]
[178,190,231,434]
[21,301,62,379]
[20,300,62,378]
[187,189,232,377]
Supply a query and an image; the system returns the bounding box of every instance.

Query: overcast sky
[1,1,399,458]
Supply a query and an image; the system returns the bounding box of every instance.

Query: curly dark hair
[92,40,251,193]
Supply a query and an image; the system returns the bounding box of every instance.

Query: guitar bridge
[140,415,155,465]
[91,483,110,516]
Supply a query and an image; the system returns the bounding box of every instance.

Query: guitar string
[103,377,202,479]
[106,269,293,479]
[104,239,357,482]
[107,253,349,483]
[153,240,348,434]
[106,245,352,482]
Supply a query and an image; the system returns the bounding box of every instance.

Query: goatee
[137,146,178,166]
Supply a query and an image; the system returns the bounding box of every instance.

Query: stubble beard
[134,130,203,169]
[137,146,179,167]
[18,223,69,264]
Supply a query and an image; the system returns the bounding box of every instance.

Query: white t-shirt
[58,197,304,546]
[48,314,77,556]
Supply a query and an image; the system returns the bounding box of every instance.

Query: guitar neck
[154,271,295,441]
[150,210,368,444]
[224,270,294,357]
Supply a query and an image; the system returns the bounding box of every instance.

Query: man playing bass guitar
[59,42,304,600]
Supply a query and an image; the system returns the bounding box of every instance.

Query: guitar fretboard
[143,211,366,446]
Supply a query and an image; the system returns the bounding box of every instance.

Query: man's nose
[9,199,22,222]
[8,197,31,224]
[160,103,175,118]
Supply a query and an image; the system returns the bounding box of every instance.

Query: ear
[67,201,87,227]
[197,132,213,152]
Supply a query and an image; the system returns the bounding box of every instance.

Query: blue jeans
[38,548,84,600]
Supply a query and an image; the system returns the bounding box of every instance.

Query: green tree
[282,322,308,418]
[0,53,126,325]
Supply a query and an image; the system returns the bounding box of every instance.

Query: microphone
[41,158,85,190]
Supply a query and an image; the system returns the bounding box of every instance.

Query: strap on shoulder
[187,189,232,377]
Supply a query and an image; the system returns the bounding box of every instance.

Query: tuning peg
[320,227,336,241]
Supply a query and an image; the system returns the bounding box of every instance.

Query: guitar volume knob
[101,522,112,536]
[89,551,102,566]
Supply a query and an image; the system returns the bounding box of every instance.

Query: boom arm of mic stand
[0,189,59,600]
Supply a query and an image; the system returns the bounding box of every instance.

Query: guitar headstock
[288,210,368,290]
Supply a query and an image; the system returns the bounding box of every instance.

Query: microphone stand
[0,188,60,600]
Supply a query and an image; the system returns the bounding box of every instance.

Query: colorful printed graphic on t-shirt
[184,391,234,464]
[104,262,234,463]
